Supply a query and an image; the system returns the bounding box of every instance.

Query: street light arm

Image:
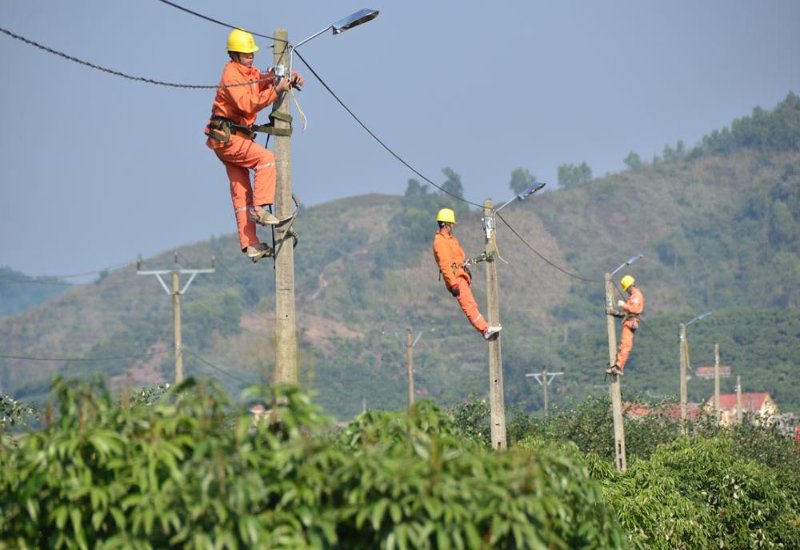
[611,252,643,276]
[686,311,712,326]
[293,26,333,50]
[495,182,547,213]
[294,8,380,49]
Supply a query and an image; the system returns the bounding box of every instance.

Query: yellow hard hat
[436,208,456,224]
[621,275,635,291]
[227,29,259,53]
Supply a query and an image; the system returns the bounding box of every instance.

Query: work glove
[617,300,626,308]
[450,285,460,297]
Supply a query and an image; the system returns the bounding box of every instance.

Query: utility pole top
[137,252,215,385]
[525,371,564,386]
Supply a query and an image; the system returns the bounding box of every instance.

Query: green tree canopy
[508,167,537,195]
[558,162,593,189]
[440,167,464,198]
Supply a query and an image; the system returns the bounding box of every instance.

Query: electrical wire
[291,50,484,209]
[182,346,249,383]
[0,279,72,287]
[0,348,169,363]
[154,0,281,43]
[0,26,273,89]
[494,211,595,283]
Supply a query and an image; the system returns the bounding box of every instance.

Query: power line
[0,262,130,285]
[182,347,249,384]
[495,211,595,283]
[292,50,484,209]
[154,0,281,43]
[0,279,72,287]
[0,348,169,363]
[0,26,273,90]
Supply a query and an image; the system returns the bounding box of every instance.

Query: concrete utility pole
[736,375,743,424]
[714,343,721,417]
[679,311,710,434]
[605,272,627,472]
[272,29,298,385]
[405,329,423,410]
[525,367,564,418]
[679,323,689,435]
[137,253,214,385]
[483,199,507,451]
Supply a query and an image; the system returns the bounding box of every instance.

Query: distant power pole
[405,329,423,410]
[525,367,564,417]
[714,343,721,417]
[272,28,298,386]
[679,323,689,435]
[736,375,743,424]
[604,272,627,473]
[483,199,506,451]
[137,253,215,384]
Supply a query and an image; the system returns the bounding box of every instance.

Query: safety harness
[437,251,495,283]
[206,110,293,143]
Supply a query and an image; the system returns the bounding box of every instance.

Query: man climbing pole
[433,208,502,341]
[606,274,644,376]
[205,29,304,261]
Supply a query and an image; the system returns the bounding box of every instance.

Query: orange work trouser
[454,274,489,334]
[212,134,277,250]
[616,319,637,370]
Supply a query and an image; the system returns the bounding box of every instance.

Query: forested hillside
[0,268,71,317]
[1,93,798,418]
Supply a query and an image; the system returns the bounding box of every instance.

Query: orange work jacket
[433,230,470,291]
[621,286,644,330]
[209,61,279,126]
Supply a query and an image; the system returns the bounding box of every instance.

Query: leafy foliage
[0,393,36,431]
[557,162,593,189]
[508,167,537,195]
[694,92,800,157]
[0,379,625,548]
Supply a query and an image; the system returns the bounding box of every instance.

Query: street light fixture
[495,182,547,213]
[288,8,379,78]
[686,311,712,327]
[611,252,643,277]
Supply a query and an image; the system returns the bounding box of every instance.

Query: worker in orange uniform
[205,29,303,260]
[607,274,644,376]
[433,208,502,340]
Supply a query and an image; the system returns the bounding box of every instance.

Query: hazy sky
[1,1,798,278]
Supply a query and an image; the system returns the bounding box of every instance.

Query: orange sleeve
[212,63,279,125]
[433,233,459,289]
[624,288,644,315]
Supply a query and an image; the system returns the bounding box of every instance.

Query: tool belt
[623,313,640,331]
[206,111,294,143]
[206,116,253,142]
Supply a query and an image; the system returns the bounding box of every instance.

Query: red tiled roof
[695,365,731,379]
[624,402,701,420]
[709,393,771,411]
